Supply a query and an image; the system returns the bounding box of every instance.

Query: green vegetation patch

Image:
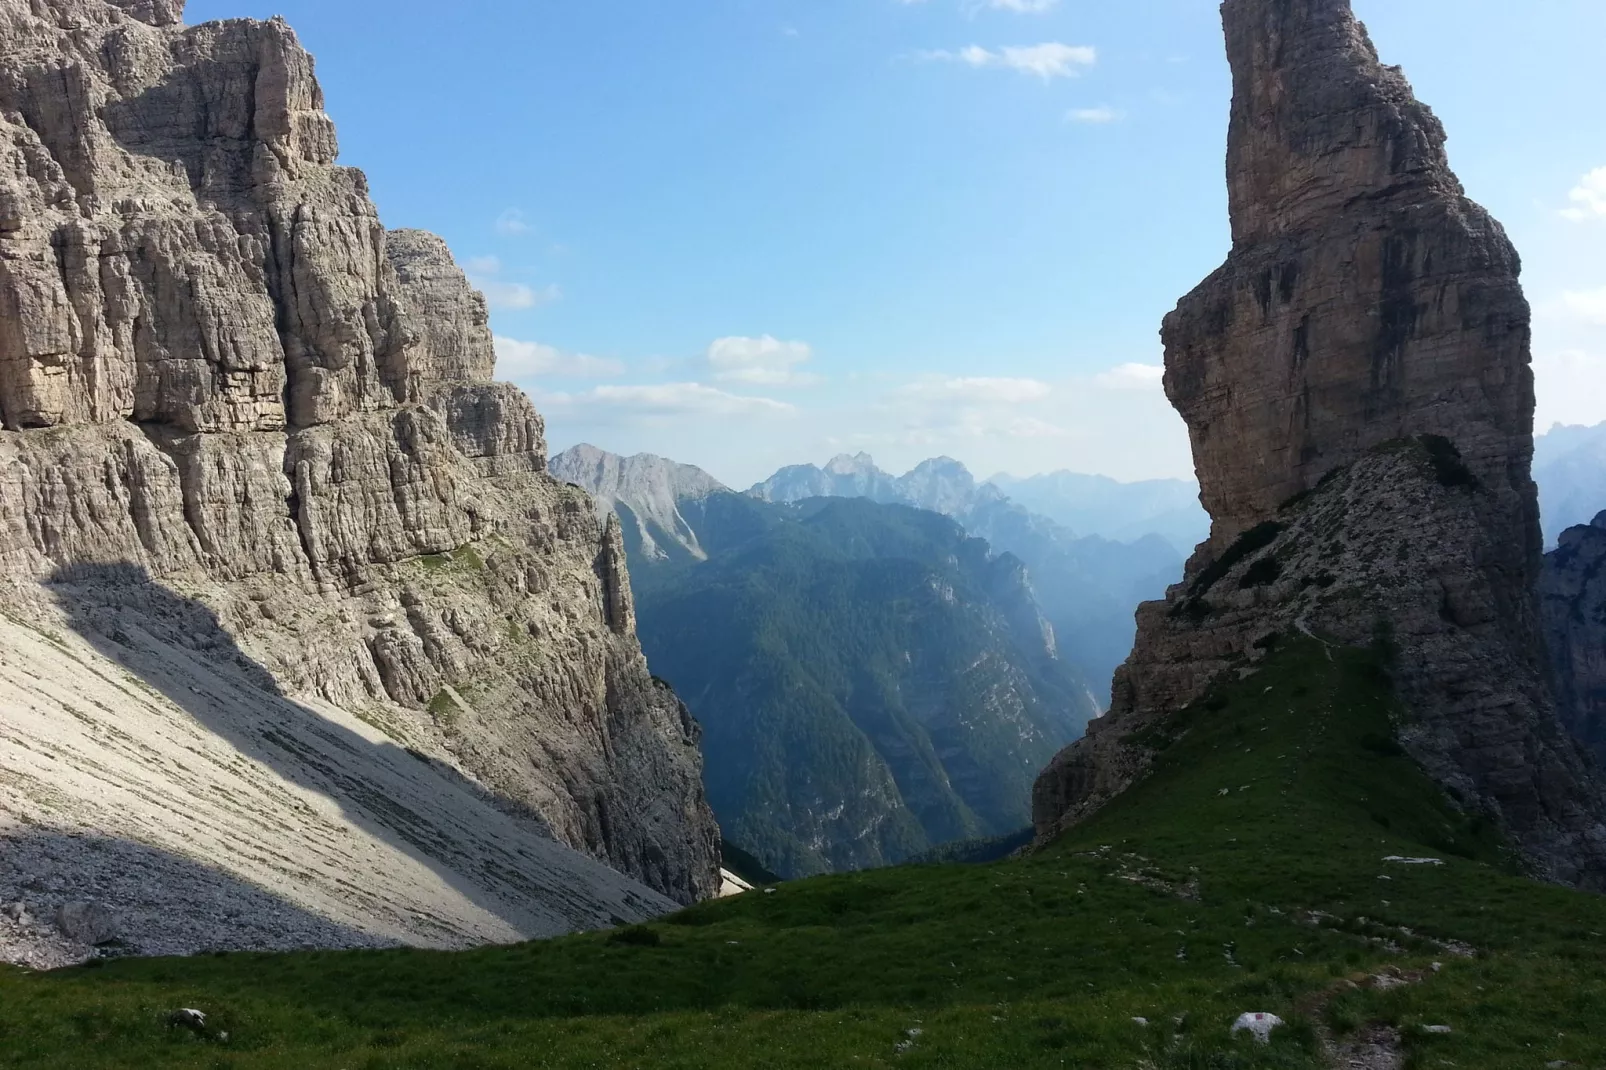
[1188,521,1286,599]
[2,641,1603,1068]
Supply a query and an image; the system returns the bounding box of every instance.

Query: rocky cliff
[1033,0,1606,887]
[0,0,720,958]
[1543,512,1606,765]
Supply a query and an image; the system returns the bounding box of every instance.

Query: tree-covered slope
[9,639,1605,1069]
[633,494,1098,878]
[751,454,1184,707]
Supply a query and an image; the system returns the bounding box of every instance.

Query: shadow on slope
[0,828,379,967]
[40,563,669,944]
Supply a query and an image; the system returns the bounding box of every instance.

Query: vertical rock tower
[0,0,719,908]
[1034,0,1606,885]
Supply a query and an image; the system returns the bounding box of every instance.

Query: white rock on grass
[1231,1012,1284,1044]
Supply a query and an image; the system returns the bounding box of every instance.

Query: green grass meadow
[3,639,1603,1068]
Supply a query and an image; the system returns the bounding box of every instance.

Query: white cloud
[468,257,561,311]
[495,336,625,379]
[1561,168,1606,222]
[495,209,533,236]
[476,280,561,311]
[918,42,1096,80]
[896,376,1053,404]
[1066,105,1124,124]
[1093,362,1165,391]
[1559,286,1606,326]
[707,335,821,387]
[560,382,796,418]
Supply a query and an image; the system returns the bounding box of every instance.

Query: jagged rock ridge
[1543,512,1606,766]
[550,444,727,562]
[1032,0,1606,887]
[0,0,719,958]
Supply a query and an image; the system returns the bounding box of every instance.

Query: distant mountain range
[552,446,1100,879]
[1536,421,1606,547]
[985,470,1210,554]
[750,454,1185,703]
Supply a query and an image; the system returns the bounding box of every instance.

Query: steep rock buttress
[1032,0,1606,887]
[0,0,720,940]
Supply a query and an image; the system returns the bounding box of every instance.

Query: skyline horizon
[548,416,1606,494]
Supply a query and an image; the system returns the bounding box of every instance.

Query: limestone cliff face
[0,0,719,910]
[1033,0,1606,886]
[1543,513,1606,766]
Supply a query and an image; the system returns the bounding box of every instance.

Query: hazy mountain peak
[825,452,880,475]
[550,445,727,561]
[1534,420,1606,545]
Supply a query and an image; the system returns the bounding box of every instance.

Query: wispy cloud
[494,336,625,379]
[548,382,796,418]
[468,257,561,311]
[1094,362,1164,390]
[917,42,1096,80]
[895,376,1053,404]
[476,280,561,311]
[965,0,1059,13]
[707,335,821,387]
[495,209,533,237]
[1561,168,1606,222]
[1066,105,1124,125]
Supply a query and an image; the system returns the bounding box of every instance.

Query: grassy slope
[3,639,1604,1068]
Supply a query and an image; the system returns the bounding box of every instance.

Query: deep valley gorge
[2,0,1605,1067]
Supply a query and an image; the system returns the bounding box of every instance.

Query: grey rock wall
[0,0,719,918]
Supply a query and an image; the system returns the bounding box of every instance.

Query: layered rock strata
[1543,513,1606,765]
[1033,0,1606,886]
[0,0,720,945]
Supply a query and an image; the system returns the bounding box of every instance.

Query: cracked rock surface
[0,0,719,963]
[1032,0,1606,887]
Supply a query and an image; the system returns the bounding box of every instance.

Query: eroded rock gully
[0,0,719,957]
[1032,0,1606,886]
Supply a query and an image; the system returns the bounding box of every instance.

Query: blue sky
[189,0,1606,488]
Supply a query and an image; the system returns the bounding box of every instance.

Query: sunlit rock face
[1032,0,1606,888]
[0,0,721,939]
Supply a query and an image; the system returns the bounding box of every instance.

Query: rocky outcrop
[1032,0,1606,887]
[0,0,720,947]
[1543,512,1606,765]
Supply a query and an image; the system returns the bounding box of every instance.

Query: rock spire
[1033,0,1606,886]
